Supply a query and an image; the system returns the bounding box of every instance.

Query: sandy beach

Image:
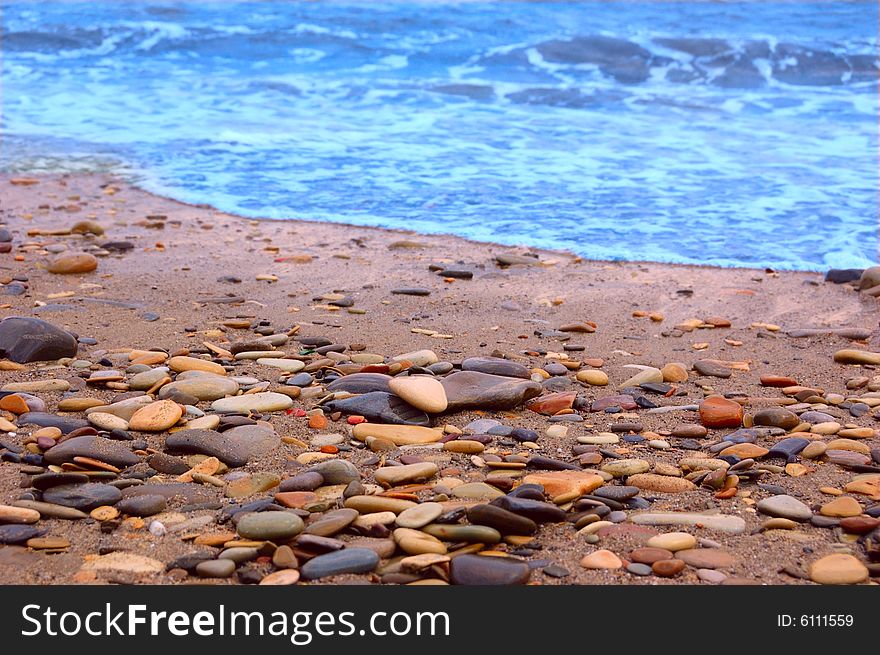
[0,172,877,585]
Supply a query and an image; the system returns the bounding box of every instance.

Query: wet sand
[0,172,877,585]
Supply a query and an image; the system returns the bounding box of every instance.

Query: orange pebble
[308,414,328,429]
[319,445,339,454]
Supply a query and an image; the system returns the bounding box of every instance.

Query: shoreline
[0,171,877,586]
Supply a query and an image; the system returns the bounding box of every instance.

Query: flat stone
[116,494,167,517]
[300,548,380,580]
[167,356,227,376]
[81,552,164,576]
[0,505,41,524]
[450,554,530,585]
[47,252,98,275]
[675,548,736,569]
[375,462,439,486]
[223,425,281,458]
[461,356,531,379]
[395,502,443,529]
[256,358,306,373]
[646,532,697,552]
[601,459,650,477]
[809,553,869,585]
[391,350,438,367]
[326,392,430,426]
[226,473,281,498]
[753,408,800,430]
[0,316,78,363]
[388,376,448,413]
[128,400,183,432]
[580,549,623,569]
[87,412,129,431]
[327,373,392,394]
[628,474,697,493]
[466,504,537,535]
[834,349,880,366]
[158,377,239,401]
[0,525,44,544]
[693,360,731,378]
[236,511,304,540]
[165,429,250,467]
[757,494,812,522]
[441,371,542,412]
[653,559,687,577]
[42,483,122,511]
[344,496,417,514]
[196,559,236,578]
[423,523,501,543]
[450,482,505,500]
[630,512,747,534]
[306,459,360,486]
[819,496,863,518]
[303,508,359,536]
[44,436,139,468]
[211,392,293,413]
[631,547,674,564]
[522,471,604,497]
[576,370,608,386]
[527,391,577,415]
[352,423,444,446]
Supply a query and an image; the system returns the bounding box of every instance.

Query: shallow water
[2,1,877,270]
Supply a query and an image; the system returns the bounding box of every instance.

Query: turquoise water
[1,1,877,270]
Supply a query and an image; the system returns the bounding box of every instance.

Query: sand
[0,172,877,585]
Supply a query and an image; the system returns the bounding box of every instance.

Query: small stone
[375,462,439,486]
[236,511,304,540]
[441,371,542,412]
[819,496,862,518]
[580,549,623,570]
[300,548,380,580]
[628,474,697,493]
[753,408,800,430]
[196,559,236,578]
[212,392,293,413]
[646,532,697,552]
[81,552,164,576]
[116,494,167,517]
[653,559,687,577]
[0,316,78,363]
[699,396,743,429]
[675,549,736,569]
[396,502,443,529]
[809,554,869,585]
[42,483,122,511]
[128,400,183,432]
[450,554,530,585]
[661,363,688,383]
[576,370,608,386]
[47,252,97,274]
[388,376,448,413]
[757,494,812,522]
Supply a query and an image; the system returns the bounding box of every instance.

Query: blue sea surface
[1,1,877,270]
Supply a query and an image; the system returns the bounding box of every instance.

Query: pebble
[653,559,687,577]
[212,392,293,413]
[756,495,813,522]
[196,559,236,578]
[375,462,439,486]
[300,548,380,580]
[601,459,649,477]
[809,553,869,585]
[158,377,239,401]
[44,436,139,468]
[753,408,800,430]
[80,552,165,576]
[0,525,44,544]
[580,549,623,569]
[116,494,167,517]
[442,371,542,411]
[42,483,122,511]
[631,512,747,534]
[388,376,448,413]
[304,509,359,536]
[0,505,41,524]
[391,349,438,367]
[47,252,98,274]
[577,370,608,386]
[627,474,697,493]
[819,496,862,517]
[699,396,743,428]
[327,392,430,426]
[467,504,537,535]
[396,502,443,529]
[352,423,443,446]
[675,548,736,569]
[0,317,78,363]
[833,349,880,366]
[646,532,697,552]
[236,511,304,540]
[128,400,183,432]
[693,360,731,378]
[450,554,530,585]
[165,429,250,467]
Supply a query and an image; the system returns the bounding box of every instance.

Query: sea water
[1,1,877,270]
